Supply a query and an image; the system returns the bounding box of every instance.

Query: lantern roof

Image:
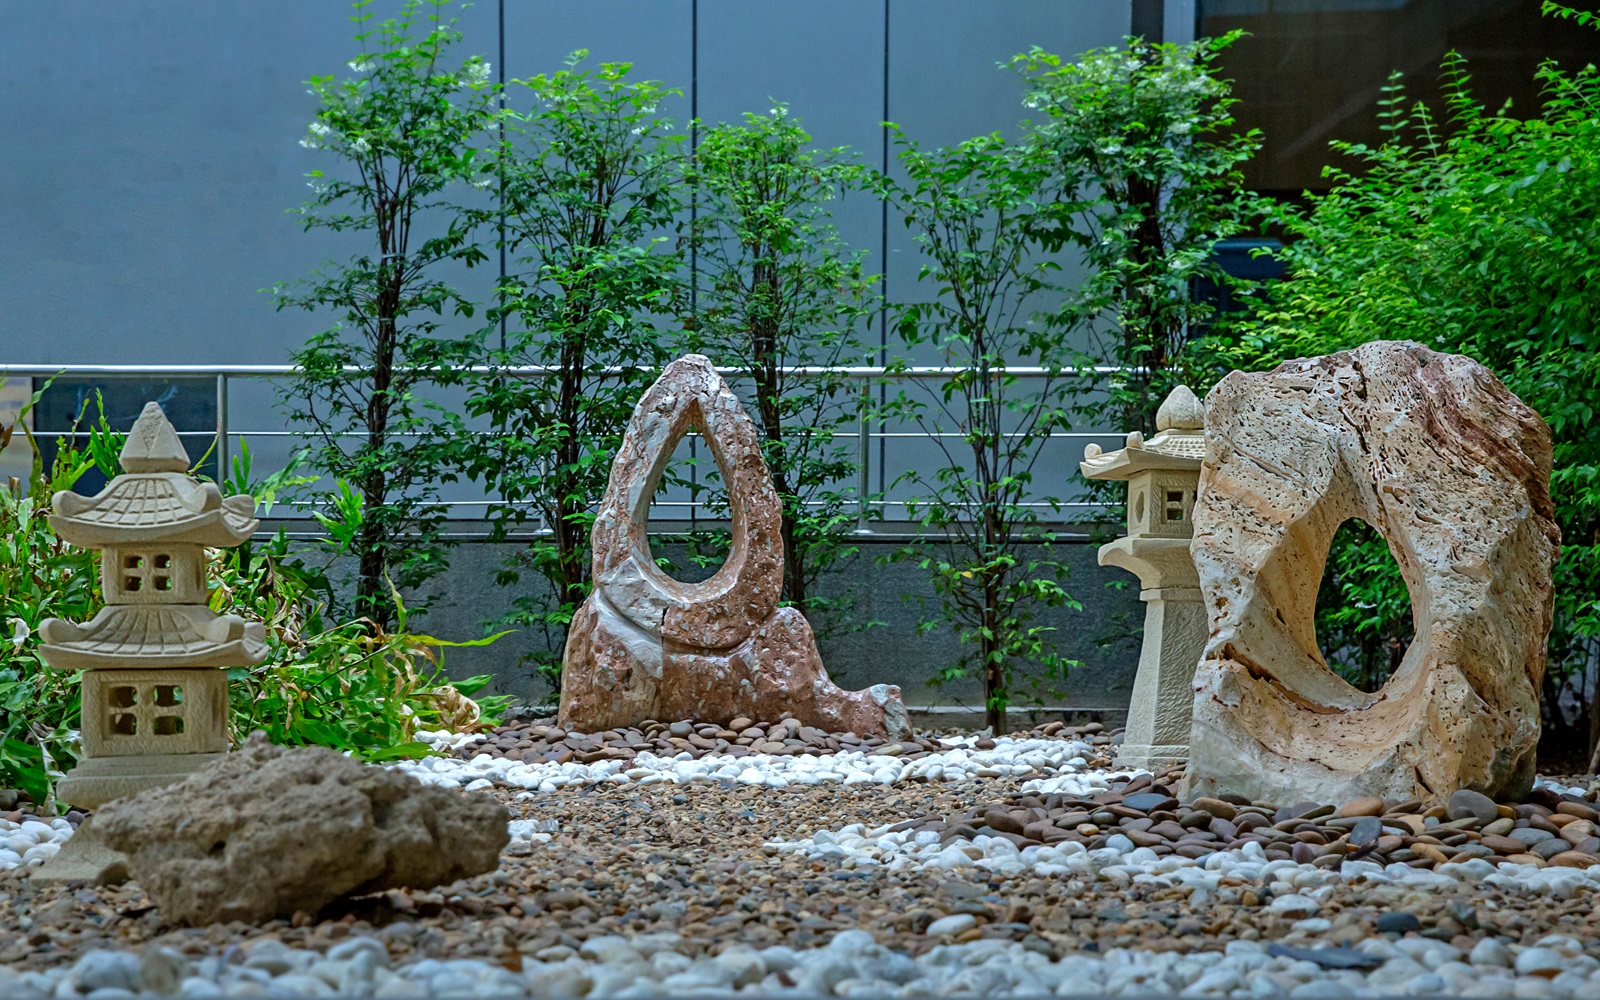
[1081,385,1206,482]
[48,403,259,547]
[38,605,268,670]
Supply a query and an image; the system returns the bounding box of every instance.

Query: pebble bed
[450,717,1119,767]
[9,925,1600,998]
[402,730,1111,796]
[3,721,1600,998]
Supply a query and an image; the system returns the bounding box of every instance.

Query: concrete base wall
[403,534,1145,719]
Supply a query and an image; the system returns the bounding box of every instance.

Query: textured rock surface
[1186,341,1559,806]
[560,355,907,738]
[96,735,508,925]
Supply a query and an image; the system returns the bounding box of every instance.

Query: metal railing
[1,362,1130,533]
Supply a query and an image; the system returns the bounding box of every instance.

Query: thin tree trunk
[360,274,399,629]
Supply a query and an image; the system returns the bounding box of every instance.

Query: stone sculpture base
[564,600,908,737]
[55,751,223,811]
[29,817,130,885]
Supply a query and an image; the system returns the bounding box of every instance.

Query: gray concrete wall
[1,0,1135,370]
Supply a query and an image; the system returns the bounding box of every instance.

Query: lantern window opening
[155,684,183,707]
[123,554,143,569]
[110,685,137,708]
[154,715,185,736]
[111,713,137,736]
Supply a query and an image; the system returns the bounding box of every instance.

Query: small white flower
[460,60,490,88]
[9,618,28,653]
[299,138,319,149]
[350,136,371,154]
[348,57,374,73]
[309,121,331,136]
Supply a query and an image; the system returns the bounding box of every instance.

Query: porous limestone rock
[1185,342,1559,807]
[560,355,908,738]
[95,735,508,925]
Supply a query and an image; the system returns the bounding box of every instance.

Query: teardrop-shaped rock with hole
[1185,341,1559,806]
[559,355,908,738]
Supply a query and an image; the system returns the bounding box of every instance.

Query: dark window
[1199,0,1600,197]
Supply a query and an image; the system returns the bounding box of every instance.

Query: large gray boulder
[96,734,508,925]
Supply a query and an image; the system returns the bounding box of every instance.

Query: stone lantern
[1081,386,1207,772]
[41,402,264,810]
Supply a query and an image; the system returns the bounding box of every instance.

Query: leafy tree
[1226,12,1600,763]
[882,128,1081,734]
[1015,33,1263,434]
[456,53,683,690]
[272,0,495,627]
[682,105,877,622]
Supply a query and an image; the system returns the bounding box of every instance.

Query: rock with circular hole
[1185,341,1558,807]
[95,734,509,925]
[559,355,908,738]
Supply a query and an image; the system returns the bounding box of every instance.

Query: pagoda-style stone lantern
[1081,386,1207,772]
[43,402,264,809]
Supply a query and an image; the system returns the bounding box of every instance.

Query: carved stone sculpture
[97,735,509,925]
[1185,341,1559,806]
[560,355,908,738]
[1081,386,1207,772]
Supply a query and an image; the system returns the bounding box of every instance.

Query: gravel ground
[2,723,1599,997]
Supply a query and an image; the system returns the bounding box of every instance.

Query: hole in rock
[109,686,137,708]
[154,715,184,736]
[647,423,725,584]
[123,576,142,591]
[123,555,143,569]
[111,713,137,736]
[1314,519,1415,693]
[154,575,173,591]
[154,554,172,569]
[154,685,183,707]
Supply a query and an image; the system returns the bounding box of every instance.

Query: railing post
[215,373,228,485]
[857,379,871,530]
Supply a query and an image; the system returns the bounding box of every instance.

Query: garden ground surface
[3,721,1600,997]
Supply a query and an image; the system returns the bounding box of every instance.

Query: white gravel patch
[765,816,1600,897]
[394,736,1111,797]
[9,927,1600,998]
[0,815,74,872]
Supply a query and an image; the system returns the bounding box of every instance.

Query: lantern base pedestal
[29,816,130,885]
[56,751,224,811]
[1113,743,1189,773]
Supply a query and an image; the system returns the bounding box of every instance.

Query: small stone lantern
[1081,386,1207,772]
[41,402,264,809]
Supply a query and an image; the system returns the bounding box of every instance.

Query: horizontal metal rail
[2,362,1133,529]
